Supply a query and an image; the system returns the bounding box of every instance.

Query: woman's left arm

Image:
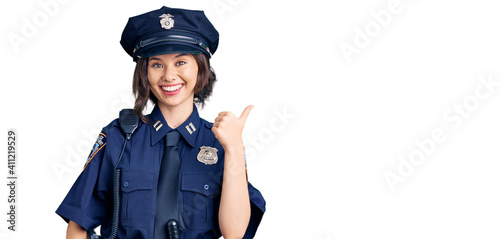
[212,105,254,239]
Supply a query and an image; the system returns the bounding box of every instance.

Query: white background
[1,0,500,238]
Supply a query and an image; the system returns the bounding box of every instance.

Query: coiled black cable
[107,136,128,239]
[108,169,121,239]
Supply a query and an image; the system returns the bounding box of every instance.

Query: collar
[148,104,201,147]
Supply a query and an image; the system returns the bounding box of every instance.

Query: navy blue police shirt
[56,104,266,238]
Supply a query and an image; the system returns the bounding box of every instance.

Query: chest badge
[197,146,218,165]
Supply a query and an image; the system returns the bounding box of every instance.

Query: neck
[158,101,194,129]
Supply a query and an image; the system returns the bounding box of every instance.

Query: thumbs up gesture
[212,105,254,151]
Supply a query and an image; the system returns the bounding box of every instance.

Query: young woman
[56,6,265,239]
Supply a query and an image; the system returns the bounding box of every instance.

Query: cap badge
[197,146,218,165]
[159,14,175,30]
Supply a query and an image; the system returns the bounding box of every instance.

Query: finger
[218,111,230,116]
[212,121,221,127]
[214,117,223,122]
[239,105,254,123]
[211,124,218,132]
[215,114,231,122]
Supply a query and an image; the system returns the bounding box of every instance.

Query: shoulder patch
[83,133,107,171]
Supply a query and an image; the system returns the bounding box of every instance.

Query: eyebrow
[149,54,188,61]
[174,53,188,58]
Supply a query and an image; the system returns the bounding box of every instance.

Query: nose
[163,66,178,82]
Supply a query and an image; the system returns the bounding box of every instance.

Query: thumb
[239,105,255,123]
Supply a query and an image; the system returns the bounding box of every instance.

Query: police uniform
[56,6,266,239]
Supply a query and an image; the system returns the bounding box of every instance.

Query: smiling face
[147,53,199,110]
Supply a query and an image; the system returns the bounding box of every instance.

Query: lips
[161,84,184,96]
[162,84,183,92]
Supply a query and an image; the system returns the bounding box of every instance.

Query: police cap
[120,6,219,61]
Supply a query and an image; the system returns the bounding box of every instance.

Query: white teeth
[162,84,182,92]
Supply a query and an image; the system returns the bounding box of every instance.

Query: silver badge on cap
[197,146,218,165]
[159,14,175,30]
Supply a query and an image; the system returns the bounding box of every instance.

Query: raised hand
[212,105,254,151]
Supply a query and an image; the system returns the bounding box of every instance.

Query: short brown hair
[132,53,217,123]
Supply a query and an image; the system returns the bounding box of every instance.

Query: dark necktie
[154,130,181,239]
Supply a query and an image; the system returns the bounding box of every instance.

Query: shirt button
[123,182,129,187]
[204,184,209,190]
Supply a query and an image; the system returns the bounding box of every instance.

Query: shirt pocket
[180,171,222,230]
[120,170,154,227]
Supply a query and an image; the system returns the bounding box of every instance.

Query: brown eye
[151,63,163,68]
